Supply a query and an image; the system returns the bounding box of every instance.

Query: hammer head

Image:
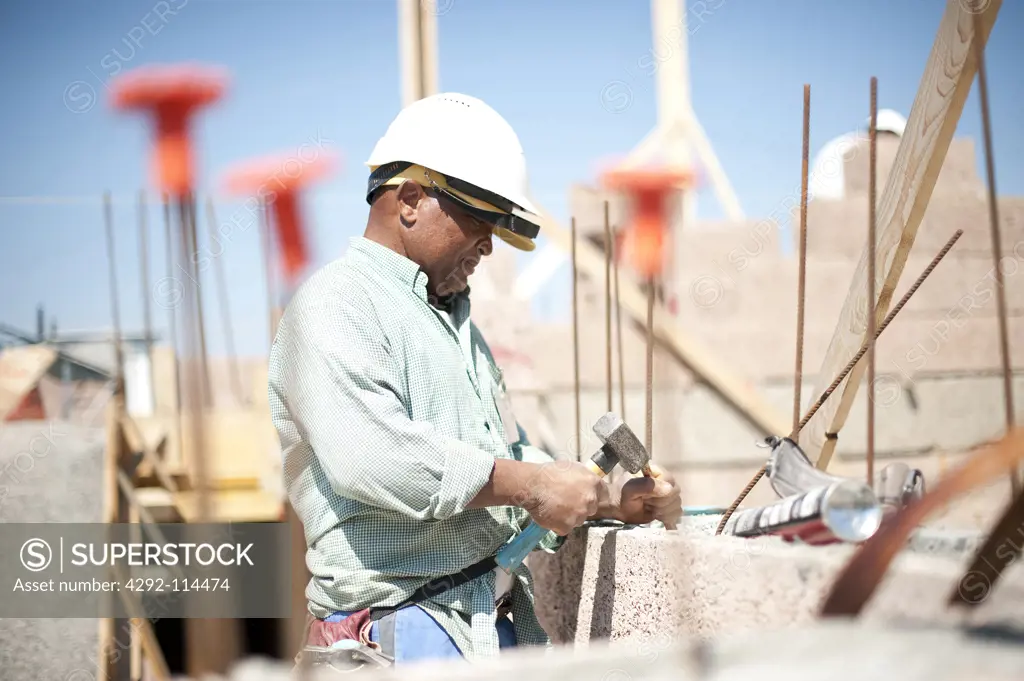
[593,412,650,474]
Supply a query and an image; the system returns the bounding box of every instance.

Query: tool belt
[295,555,506,672]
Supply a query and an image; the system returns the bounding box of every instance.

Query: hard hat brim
[496,227,535,252]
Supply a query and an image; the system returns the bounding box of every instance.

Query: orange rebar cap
[601,168,693,279]
[110,64,228,197]
[222,152,338,282]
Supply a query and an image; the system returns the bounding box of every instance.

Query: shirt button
[484,422,491,431]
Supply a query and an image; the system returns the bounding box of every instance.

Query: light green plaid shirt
[268,236,562,660]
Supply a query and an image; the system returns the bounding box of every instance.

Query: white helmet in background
[365,93,542,251]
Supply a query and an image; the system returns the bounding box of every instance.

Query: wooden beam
[536,202,789,437]
[801,0,1002,469]
[398,0,439,107]
[651,0,689,128]
[684,112,745,221]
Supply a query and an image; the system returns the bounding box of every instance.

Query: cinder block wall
[480,131,1024,531]
[529,523,1024,646]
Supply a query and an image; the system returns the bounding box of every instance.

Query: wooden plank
[133,410,279,489]
[535,202,790,438]
[173,488,283,522]
[800,0,1003,469]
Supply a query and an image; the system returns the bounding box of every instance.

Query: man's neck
[362,226,407,260]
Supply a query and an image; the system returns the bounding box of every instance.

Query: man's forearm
[467,459,543,509]
[468,459,623,523]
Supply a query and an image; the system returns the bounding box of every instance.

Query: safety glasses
[367,162,540,242]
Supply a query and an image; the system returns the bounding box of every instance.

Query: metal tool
[720,479,883,546]
[876,462,925,509]
[495,412,650,573]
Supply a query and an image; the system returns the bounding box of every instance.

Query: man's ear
[395,180,426,229]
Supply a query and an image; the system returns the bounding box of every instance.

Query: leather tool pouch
[295,554,501,672]
[295,611,397,672]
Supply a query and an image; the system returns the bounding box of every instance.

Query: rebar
[793,84,810,436]
[163,194,184,466]
[645,276,655,466]
[604,201,613,414]
[572,217,581,462]
[205,197,247,407]
[138,190,156,405]
[973,9,1019,495]
[614,225,626,421]
[867,77,878,488]
[103,192,124,391]
[260,198,279,344]
[183,195,212,408]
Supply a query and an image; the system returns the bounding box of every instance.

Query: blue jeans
[325,605,517,663]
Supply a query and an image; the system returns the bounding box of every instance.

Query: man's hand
[604,464,682,530]
[521,461,603,536]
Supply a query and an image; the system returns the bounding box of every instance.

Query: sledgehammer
[495,411,650,573]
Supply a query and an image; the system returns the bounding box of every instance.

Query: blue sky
[1,0,1022,356]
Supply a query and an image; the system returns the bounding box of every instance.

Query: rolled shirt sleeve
[273,298,496,521]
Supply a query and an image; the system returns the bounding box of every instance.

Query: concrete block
[798,193,1022,260]
[531,523,1024,646]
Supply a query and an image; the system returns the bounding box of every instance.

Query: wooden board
[536,203,790,438]
[173,488,283,523]
[133,486,282,523]
[133,409,280,489]
[799,0,1003,469]
[0,345,56,420]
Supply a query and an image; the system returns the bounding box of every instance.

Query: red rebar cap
[601,168,693,193]
[221,152,337,196]
[110,63,227,111]
[601,167,693,279]
[110,64,227,197]
[221,151,338,285]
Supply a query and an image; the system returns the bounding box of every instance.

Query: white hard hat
[365,93,541,251]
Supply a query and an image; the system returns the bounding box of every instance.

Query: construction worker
[270,93,682,669]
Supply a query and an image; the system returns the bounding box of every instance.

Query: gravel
[0,419,106,681]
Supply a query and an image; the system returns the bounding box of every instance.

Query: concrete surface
[0,420,106,681]
[530,522,1024,646]
[201,621,1024,679]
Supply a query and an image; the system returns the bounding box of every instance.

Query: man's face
[401,183,495,299]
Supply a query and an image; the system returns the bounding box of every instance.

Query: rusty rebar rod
[138,190,156,406]
[716,230,964,535]
[973,9,1019,495]
[204,196,247,407]
[260,198,279,344]
[103,191,125,391]
[867,77,878,488]
[645,276,655,465]
[604,201,613,414]
[614,225,626,421]
[183,196,212,408]
[163,194,184,465]
[793,83,810,436]
[571,217,581,462]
